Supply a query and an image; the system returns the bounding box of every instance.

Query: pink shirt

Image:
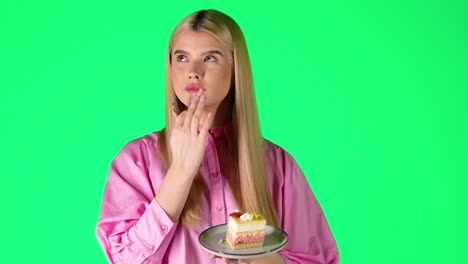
[96,123,339,263]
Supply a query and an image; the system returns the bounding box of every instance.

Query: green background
[1,0,467,263]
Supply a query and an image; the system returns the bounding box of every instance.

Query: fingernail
[207,112,212,119]
[200,95,205,102]
[197,89,203,96]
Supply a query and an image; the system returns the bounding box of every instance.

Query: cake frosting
[225,211,266,250]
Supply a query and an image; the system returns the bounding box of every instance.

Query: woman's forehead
[172,31,228,54]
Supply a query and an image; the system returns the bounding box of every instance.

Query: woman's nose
[188,72,200,80]
[188,63,203,80]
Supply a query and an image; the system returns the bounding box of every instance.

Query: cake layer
[227,226,265,238]
[228,217,266,232]
[226,240,264,250]
[228,222,265,233]
[226,231,265,245]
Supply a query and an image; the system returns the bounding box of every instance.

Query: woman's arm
[96,93,212,263]
[155,162,197,221]
[96,139,180,263]
[156,93,213,221]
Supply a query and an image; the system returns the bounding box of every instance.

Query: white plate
[199,224,288,259]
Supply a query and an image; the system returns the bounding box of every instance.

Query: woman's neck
[208,89,233,128]
[210,102,232,128]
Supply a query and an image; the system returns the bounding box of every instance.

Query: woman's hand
[210,254,285,264]
[170,91,213,178]
[155,91,214,222]
[210,255,252,264]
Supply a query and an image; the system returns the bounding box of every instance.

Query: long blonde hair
[159,9,279,227]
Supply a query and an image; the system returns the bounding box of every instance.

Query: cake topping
[229,212,241,218]
[229,211,263,221]
[240,213,254,221]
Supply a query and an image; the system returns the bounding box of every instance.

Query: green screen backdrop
[1,0,467,263]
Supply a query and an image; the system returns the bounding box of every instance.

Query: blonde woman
[96,9,339,264]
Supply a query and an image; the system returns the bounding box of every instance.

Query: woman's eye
[176,54,187,62]
[205,55,217,62]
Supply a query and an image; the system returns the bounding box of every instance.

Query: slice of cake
[226,211,266,250]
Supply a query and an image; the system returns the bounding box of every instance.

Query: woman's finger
[174,111,187,128]
[212,255,251,264]
[173,109,185,128]
[183,95,197,130]
[221,258,237,263]
[174,96,190,128]
[191,94,205,134]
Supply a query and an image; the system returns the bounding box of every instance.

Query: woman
[96,9,339,264]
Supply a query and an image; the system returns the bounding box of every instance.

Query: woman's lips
[185,84,203,93]
[185,88,200,93]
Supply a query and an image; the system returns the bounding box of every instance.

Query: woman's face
[171,30,233,114]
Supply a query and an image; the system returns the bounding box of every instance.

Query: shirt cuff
[132,198,178,252]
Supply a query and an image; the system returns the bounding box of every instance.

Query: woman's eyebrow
[202,50,224,57]
[173,49,187,55]
[173,49,224,57]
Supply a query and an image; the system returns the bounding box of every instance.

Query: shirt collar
[208,121,233,140]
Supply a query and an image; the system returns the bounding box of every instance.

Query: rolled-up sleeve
[96,138,177,263]
[270,146,339,264]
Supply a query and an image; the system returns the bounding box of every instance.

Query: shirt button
[216,205,223,211]
[161,225,168,231]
